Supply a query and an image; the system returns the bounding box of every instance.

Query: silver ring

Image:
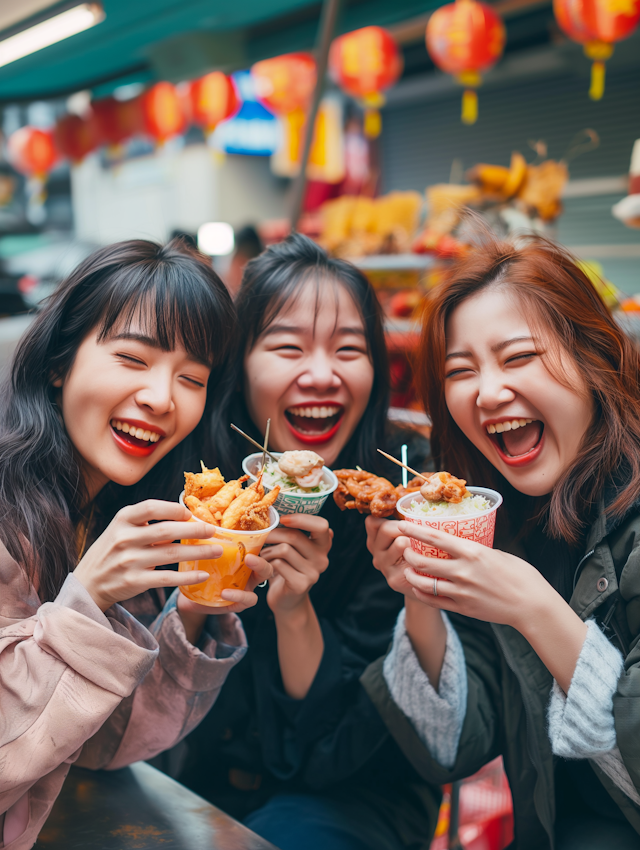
[258,580,268,588]
[433,578,438,597]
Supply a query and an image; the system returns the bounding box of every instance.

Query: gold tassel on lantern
[362,92,385,138]
[584,41,614,101]
[457,70,481,124]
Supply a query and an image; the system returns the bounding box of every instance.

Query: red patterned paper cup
[396,487,503,560]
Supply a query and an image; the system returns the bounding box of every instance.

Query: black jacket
[176,427,441,847]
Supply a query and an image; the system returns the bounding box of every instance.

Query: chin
[502,470,555,497]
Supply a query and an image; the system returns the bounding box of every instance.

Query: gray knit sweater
[383,609,640,805]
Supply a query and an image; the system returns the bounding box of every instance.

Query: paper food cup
[242,452,338,516]
[178,491,278,607]
[396,487,503,560]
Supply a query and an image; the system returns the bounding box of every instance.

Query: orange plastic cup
[178,493,279,607]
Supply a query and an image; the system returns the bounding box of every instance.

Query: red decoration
[140,82,187,143]
[251,53,317,116]
[426,0,506,124]
[54,114,99,163]
[7,127,58,177]
[554,0,640,99]
[329,27,403,137]
[188,72,240,132]
[91,97,143,146]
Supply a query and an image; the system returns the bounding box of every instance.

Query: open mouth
[110,418,165,458]
[486,418,544,466]
[284,403,345,445]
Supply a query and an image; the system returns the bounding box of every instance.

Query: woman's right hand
[365,516,415,596]
[74,500,221,611]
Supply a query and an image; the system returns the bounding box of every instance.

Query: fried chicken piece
[184,495,215,524]
[184,463,225,500]
[220,479,264,529]
[236,486,281,531]
[394,476,424,500]
[420,471,469,504]
[204,476,249,521]
[332,469,398,517]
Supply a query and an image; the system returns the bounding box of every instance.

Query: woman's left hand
[176,553,273,643]
[398,521,554,630]
[262,514,333,616]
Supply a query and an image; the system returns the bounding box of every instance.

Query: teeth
[487,418,534,435]
[111,420,161,443]
[288,405,341,419]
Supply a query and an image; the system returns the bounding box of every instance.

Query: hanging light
[426,0,506,124]
[251,53,317,116]
[91,96,143,147]
[329,26,403,137]
[140,82,187,144]
[54,113,98,163]
[187,72,241,133]
[7,127,58,177]
[554,0,640,100]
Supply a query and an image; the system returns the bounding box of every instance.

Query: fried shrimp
[333,469,423,517]
[420,471,469,504]
[183,468,278,532]
[184,462,225,500]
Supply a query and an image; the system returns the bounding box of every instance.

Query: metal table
[34,762,279,850]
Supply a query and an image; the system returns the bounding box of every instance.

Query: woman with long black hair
[176,233,440,850]
[0,238,271,850]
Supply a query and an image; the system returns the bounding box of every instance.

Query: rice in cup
[396,486,503,560]
[242,452,338,516]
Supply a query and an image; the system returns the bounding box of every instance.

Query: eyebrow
[110,332,212,368]
[262,324,366,337]
[445,336,535,360]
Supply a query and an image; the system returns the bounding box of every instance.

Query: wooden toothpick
[230,423,278,462]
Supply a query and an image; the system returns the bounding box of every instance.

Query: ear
[51,374,63,388]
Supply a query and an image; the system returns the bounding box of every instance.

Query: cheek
[346,360,374,411]
[444,383,472,431]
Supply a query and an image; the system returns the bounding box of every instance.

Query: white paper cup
[242,452,338,516]
[396,487,503,560]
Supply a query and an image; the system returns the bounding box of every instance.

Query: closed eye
[116,352,146,366]
[445,366,474,378]
[181,375,207,388]
[506,352,538,364]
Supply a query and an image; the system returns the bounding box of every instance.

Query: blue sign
[211,69,280,156]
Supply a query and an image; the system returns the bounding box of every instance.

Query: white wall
[71,145,289,245]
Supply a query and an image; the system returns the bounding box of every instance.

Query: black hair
[0,238,236,602]
[234,225,263,261]
[208,232,391,477]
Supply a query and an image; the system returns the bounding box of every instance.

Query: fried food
[333,469,422,518]
[278,450,325,488]
[183,469,278,531]
[420,471,469,504]
[184,462,225,500]
[205,476,249,520]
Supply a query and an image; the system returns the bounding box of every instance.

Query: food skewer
[377,449,429,483]
[262,418,271,471]
[230,423,278,463]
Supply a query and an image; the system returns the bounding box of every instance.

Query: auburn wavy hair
[418,230,640,544]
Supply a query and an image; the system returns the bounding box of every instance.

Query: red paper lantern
[91,97,143,146]
[251,53,317,116]
[54,114,99,163]
[188,72,241,133]
[8,127,58,177]
[140,82,187,143]
[329,27,403,137]
[426,0,506,124]
[554,0,640,99]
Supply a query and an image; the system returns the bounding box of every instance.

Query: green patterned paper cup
[242,452,338,516]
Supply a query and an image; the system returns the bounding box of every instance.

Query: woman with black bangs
[0,238,271,850]
[176,233,440,850]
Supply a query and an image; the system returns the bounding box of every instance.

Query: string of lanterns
[7,2,640,179]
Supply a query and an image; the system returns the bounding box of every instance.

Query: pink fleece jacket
[0,542,247,850]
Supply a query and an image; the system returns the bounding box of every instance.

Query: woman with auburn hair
[360,231,640,849]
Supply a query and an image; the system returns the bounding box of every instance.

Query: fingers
[143,520,217,545]
[140,541,224,569]
[155,569,210,587]
[369,518,403,552]
[218,589,258,611]
[403,546,457,580]
[244,554,273,585]
[262,529,326,562]
[120,500,193,525]
[280,514,328,535]
[398,522,478,558]
[404,567,456,599]
[262,543,322,580]
[269,558,312,595]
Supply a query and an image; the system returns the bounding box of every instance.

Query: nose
[297,350,341,393]
[134,368,175,415]
[476,367,516,410]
